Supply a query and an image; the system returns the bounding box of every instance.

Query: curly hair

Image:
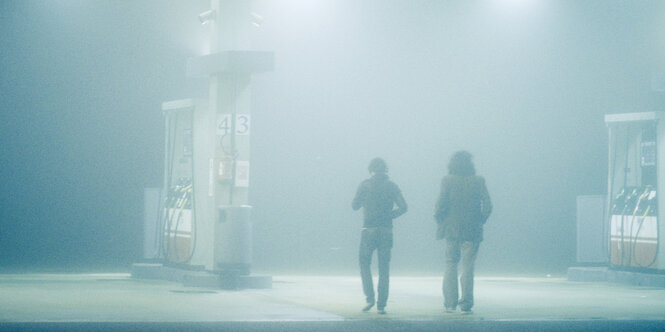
[448,150,476,176]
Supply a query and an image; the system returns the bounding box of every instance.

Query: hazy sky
[1,0,664,274]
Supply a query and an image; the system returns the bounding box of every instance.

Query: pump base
[568,266,665,287]
[131,263,272,290]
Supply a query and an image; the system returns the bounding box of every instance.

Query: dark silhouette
[352,158,408,314]
[434,151,492,314]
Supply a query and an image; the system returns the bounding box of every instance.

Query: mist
[1,0,664,276]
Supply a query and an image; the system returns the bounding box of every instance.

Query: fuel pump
[160,101,196,265]
[136,1,273,288]
[606,112,662,270]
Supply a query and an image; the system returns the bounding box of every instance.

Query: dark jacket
[434,175,492,241]
[352,173,408,228]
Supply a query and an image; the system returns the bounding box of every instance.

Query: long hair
[448,150,476,176]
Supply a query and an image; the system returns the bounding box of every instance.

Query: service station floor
[0,273,664,331]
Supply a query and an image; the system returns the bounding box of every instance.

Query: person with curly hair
[434,151,492,315]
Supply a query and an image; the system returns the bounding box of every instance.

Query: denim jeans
[359,227,393,309]
[443,239,480,311]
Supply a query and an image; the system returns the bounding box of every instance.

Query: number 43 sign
[217,114,250,136]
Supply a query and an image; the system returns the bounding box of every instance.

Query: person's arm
[434,178,450,223]
[391,187,408,219]
[352,181,367,211]
[479,177,492,223]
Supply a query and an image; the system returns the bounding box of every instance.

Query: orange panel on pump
[164,208,193,263]
[610,215,658,268]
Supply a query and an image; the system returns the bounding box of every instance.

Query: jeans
[359,227,393,309]
[443,239,480,311]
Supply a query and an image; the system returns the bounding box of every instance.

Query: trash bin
[215,205,252,275]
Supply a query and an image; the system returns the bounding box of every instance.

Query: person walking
[434,151,492,314]
[352,158,408,314]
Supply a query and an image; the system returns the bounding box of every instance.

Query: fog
[1,1,664,275]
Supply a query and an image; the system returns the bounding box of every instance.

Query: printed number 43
[217,114,250,136]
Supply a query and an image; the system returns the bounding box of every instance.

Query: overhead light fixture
[198,9,216,25]
[250,12,264,28]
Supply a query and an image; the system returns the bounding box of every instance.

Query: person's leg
[376,228,393,311]
[443,239,461,310]
[359,229,376,309]
[458,241,480,312]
